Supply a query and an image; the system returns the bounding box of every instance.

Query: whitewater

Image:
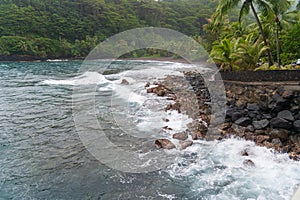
[0,60,299,199]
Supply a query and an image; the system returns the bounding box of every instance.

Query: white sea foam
[46,59,68,62]
[41,60,299,200]
[167,138,300,200]
[42,71,110,85]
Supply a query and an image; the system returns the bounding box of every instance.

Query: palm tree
[214,0,274,66]
[267,0,293,67]
[210,38,240,71]
[236,33,269,70]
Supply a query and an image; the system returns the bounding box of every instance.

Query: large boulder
[172,132,188,141]
[277,110,294,121]
[252,119,269,130]
[179,140,193,150]
[154,139,175,149]
[235,117,252,127]
[270,117,292,129]
[268,129,289,140]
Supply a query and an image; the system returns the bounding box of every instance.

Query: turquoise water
[0,60,299,199]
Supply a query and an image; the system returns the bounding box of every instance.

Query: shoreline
[124,57,188,63]
[147,71,300,161]
[0,55,188,63]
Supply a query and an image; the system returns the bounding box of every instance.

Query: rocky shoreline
[146,72,300,161]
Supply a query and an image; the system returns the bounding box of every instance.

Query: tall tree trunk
[275,17,280,67]
[249,1,274,66]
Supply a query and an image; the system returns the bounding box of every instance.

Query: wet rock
[262,114,272,119]
[187,120,208,133]
[235,117,252,127]
[271,138,282,146]
[236,99,247,108]
[232,111,243,122]
[172,132,188,141]
[252,119,269,130]
[275,95,290,108]
[179,140,193,150]
[241,149,249,156]
[162,126,173,131]
[248,111,259,119]
[162,118,170,122]
[121,79,129,85]
[147,88,154,93]
[281,90,293,99]
[154,139,175,149]
[293,120,300,131]
[262,141,274,149]
[165,102,181,112]
[254,129,265,135]
[247,103,260,111]
[157,90,165,96]
[270,117,292,129]
[192,130,206,139]
[246,125,254,132]
[289,152,300,161]
[231,124,245,133]
[219,123,232,130]
[267,129,289,140]
[243,159,255,167]
[294,113,300,120]
[277,110,294,121]
[191,132,198,140]
[256,135,270,144]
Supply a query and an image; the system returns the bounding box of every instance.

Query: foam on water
[167,138,300,200]
[42,71,110,85]
[39,60,300,199]
[46,59,69,62]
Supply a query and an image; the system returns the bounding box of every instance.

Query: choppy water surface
[0,60,299,200]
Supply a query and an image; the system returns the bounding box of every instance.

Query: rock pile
[221,83,300,160]
[146,72,300,160]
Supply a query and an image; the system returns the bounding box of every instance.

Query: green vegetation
[0,0,217,59]
[1,0,300,69]
[209,0,300,70]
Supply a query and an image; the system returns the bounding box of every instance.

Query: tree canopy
[0,0,217,59]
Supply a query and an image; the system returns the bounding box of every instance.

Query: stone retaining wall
[222,82,300,160]
[220,70,300,82]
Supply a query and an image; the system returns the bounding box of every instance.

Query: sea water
[0,60,299,199]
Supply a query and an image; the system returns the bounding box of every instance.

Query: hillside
[0,0,217,59]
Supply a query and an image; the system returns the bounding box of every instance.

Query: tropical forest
[1,0,300,70]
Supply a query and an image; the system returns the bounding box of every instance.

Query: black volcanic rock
[277,110,294,121]
[232,111,243,122]
[293,120,300,131]
[247,103,260,111]
[252,119,269,130]
[270,117,292,129]
[235,117,252,127]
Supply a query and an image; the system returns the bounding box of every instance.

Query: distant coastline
[0,55,188,63]
[0,55,84,62]
[124,57,188,63]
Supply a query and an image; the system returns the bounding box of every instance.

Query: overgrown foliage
[208,0,300,70]
[0,0,217,59]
